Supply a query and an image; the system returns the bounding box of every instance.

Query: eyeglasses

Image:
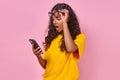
[48,11,59,17]
[48,11,65,16]
[48,11,65,21]
[48,11,61,20]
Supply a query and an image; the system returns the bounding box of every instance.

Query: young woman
[31,3,86,80]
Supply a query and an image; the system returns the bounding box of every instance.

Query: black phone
[29,39,39,49]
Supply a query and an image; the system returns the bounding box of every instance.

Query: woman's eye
[56,15,61,20]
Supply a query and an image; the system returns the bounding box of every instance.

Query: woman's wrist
[63,22,68,28]
[63,22,67,25]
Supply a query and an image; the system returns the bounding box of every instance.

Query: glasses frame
[48,10,65,20]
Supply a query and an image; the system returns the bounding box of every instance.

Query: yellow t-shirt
[43,33,86,80]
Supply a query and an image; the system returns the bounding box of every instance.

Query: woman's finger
[35,49,42,55]
[32,46,40,53]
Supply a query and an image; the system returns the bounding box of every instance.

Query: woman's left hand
[58,9,69,23]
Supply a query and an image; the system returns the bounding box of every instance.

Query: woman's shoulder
[76,33,86,39]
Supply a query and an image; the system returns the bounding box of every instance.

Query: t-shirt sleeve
[74,33,86,59]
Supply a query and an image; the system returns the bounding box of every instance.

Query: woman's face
[51,10,63,33]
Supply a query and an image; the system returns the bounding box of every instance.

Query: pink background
[0,0,120,80]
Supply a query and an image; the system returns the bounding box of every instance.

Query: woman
[32,3,86,80]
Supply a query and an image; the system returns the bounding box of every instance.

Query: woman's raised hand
[58,9,69,23]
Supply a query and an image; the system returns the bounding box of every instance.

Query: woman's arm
[32,45,47,69]
[63,22,77,53]
[59,9,77,53]
[36,54,47,69]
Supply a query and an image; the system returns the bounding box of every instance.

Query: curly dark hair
[44,3,81,52]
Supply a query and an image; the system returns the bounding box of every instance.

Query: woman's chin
[57,30,63,34]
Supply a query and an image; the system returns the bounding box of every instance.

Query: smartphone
[29,39,39,49]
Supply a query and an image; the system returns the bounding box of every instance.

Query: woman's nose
[53,19,57,24]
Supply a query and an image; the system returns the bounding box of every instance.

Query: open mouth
[55,26,59,31]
